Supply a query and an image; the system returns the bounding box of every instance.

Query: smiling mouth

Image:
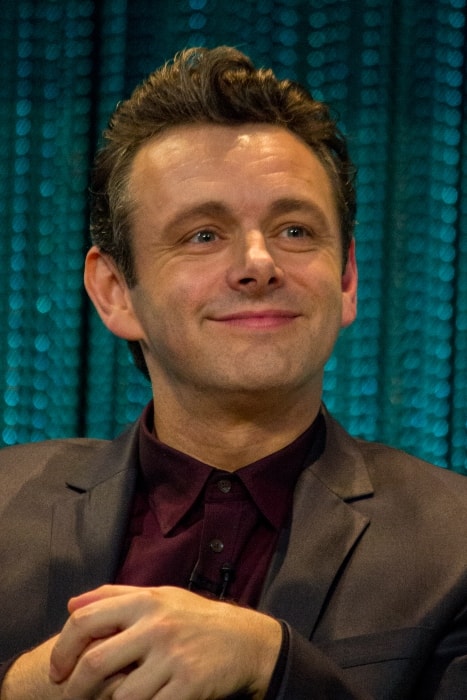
[210,311,299,329]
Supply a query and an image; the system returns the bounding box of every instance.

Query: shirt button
[217,479,232,493]
[209,538,224,553]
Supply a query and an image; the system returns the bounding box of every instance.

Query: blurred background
[0,0,465,472]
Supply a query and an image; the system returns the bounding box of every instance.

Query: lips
[209,309,299,329]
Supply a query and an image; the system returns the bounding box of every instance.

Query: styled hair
[89,46,357,376]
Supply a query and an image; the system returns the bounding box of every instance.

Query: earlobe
[84,246,144,341]
[341,238,358,328]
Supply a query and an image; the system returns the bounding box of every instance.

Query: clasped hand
[47,584,282,700]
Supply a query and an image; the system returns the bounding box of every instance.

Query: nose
[226,230,284,293]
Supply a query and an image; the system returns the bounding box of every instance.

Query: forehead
[127,123,338,221]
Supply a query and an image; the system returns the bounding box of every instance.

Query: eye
[189,229,218,244]
[280,225,310,239]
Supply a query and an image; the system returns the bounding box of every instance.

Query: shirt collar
[138,401,325,533]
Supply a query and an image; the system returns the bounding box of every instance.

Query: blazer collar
[45,422,140,636]
[309,406,374,501]
[258,410,373,638]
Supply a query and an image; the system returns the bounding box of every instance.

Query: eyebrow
[266,197,332,231]
[163,197,332,234]
[163,202,233,233]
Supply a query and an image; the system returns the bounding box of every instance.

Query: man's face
[120,123,357,403]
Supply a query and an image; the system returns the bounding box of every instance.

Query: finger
[94,672,128,700]
[68,584,139,613]
[52,588,159,681]
[59,633,138,699]
[111,663,171,700]
[50,601,122,681]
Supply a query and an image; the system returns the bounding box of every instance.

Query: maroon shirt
[116,402,325,607]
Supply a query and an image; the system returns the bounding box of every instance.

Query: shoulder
[319,409,467,530]
[355,433,467,496]
[317,412,467,590]
[324,408,467,491]
[0,420,140,494]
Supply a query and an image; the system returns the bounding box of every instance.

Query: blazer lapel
[258,411,373,639]
[45,424,139,636]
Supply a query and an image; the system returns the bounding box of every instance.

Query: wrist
[245,612,283,699]
[0,638,60,700]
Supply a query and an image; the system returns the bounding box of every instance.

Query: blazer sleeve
[272,624,372,700]
[271,619,467,700]
[412,602,467,699]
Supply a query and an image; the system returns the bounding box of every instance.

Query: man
[0,46,466,699]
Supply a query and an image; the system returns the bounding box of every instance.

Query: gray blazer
[1,411,467,698]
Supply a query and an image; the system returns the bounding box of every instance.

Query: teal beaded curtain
[0,0,466,473]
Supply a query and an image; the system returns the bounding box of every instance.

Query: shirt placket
[189,475,257,599]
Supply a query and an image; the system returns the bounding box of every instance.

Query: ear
[341,238,358,329]
[84,246,144,341]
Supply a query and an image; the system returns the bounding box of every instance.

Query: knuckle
[135,587,160,611]
[80,644,107,675]
[69,604,95,631]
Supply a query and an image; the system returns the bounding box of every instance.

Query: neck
[151,384,322,471]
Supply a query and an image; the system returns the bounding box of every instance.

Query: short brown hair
[89,46,357,376]
[91,45,356,279]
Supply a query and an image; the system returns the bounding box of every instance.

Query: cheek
[307,275,346,336]
[298,262,343,307]
[167,267,219,308]
[136,271,207,331]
